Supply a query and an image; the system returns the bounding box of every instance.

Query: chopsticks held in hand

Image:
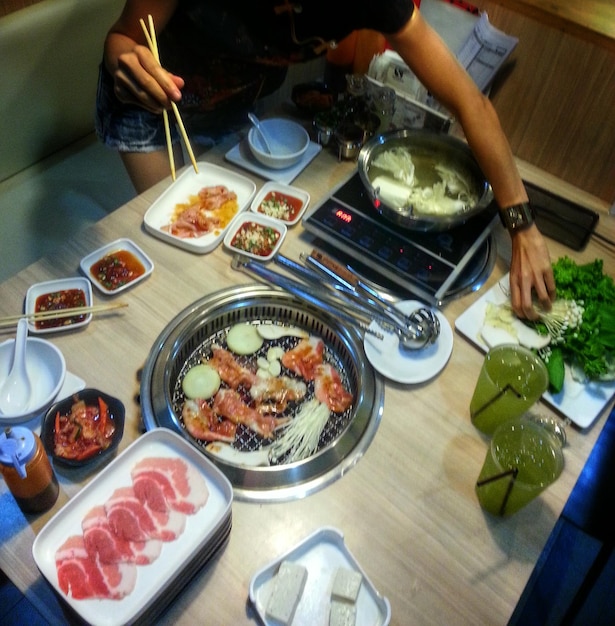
[0,303,129,329]
[139,14,198,181]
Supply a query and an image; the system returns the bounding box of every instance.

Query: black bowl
[41,388,125,467]
[291,81,335,114]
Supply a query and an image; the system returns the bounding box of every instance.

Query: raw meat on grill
[314,363,353,413]
[281,336,324,380]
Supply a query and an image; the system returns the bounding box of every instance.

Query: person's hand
[508,225,556,320]
[113,43,184,113]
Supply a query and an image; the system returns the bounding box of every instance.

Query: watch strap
[500,202,536,232]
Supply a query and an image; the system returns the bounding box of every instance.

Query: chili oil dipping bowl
[41,388,125,468]
[25,277,93,335]
[247,118,310,170]
[0,337,66,424]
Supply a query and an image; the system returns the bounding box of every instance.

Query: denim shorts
[95,64,254,153]
[95,64,181,153]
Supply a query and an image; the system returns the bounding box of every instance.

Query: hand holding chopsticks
[0,303,128,329]
[139,14,198,181]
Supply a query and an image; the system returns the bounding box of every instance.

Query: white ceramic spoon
[0,318,32,415]
[248,113,273,154]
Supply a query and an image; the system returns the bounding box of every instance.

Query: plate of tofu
[249,526,391,625]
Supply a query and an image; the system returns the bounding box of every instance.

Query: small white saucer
[364,300,453,384]
[225,139,322,185]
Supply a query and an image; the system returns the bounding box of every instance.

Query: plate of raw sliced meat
[32,428,233,626]
[143,162,256,253]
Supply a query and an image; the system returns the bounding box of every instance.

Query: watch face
[503,203,534,231]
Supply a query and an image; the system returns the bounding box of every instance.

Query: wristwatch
[499,202,536,232]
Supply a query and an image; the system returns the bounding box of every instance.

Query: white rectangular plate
[33,428,233,626]
[249,526,391,626]
[455,274,615,429]
[225,139,322,185]
[143,162,256,253]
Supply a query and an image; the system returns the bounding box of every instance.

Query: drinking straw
[470,383,522,419]
[498,468,519,516]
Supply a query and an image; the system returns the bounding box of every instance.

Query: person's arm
[387,10,555,319]
[103,0,183,113]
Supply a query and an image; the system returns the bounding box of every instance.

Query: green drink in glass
[475,416,564,516]
[470,344,548,435]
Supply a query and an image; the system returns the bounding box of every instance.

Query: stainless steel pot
[358,129,494,232]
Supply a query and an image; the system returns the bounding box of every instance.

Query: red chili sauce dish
[34,289,87,330]
[230,221,282,258]
[42,389,125,467]
[256,191,303,223]
[90,249,145,292]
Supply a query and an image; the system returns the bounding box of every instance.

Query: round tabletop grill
[140,285,384,502]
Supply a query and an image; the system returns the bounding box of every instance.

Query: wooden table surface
[1,135,614,625]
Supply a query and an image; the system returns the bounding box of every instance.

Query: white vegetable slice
[256,324,308,340]
[226,323,264,355]
[205,442,270,466]
[182,364,221,399]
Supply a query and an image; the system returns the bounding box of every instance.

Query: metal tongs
[232,253,439,350]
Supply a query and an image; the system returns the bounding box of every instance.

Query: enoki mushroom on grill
[268,399,330,463]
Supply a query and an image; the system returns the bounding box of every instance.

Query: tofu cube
[329,599,357,626]
[331,567,362,603]
[265,560,308,625]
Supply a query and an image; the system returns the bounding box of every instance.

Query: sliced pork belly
[82,505,161,565]
[281,336,324,380]
[314,363,353,413]
[131,457,209,516]
[105,486,185,542]
[210,346,257,389]
[55,535,137,600]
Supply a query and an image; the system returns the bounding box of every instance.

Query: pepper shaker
[0,426,59,514]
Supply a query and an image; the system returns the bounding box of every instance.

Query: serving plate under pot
[358,129,494,232]
[140,285,384,502]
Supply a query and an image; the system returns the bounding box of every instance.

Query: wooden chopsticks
[0,303,128,329]
[139,14,198,181]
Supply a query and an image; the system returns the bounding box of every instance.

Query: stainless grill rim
[140,284,385,502]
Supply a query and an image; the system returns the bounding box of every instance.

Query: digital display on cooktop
[303,172,498,305]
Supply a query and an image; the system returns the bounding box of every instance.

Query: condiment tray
[225,138,322,185]
[249,526,391,625]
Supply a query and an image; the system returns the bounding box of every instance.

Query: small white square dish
[25,277,93,334]
[143,162,256,253]
[223,212,287,261]
[250,182,310,226]
[80,238,154,295]
[249,526,391,626]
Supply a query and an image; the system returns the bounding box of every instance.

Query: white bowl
[80,238,154,295]
[248,119,310,170]
[224,212,287,261]
[25,277,93,334]
[250,182,310,226]
[0,337,66,424]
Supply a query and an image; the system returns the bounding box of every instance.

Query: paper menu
[456,12,519,92]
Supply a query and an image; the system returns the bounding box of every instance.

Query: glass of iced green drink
[470,344,548,435]
[475,415,564,516]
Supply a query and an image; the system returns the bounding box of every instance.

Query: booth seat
[0,0,134,283]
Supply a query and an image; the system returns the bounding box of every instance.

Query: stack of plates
[32,429,233,626]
